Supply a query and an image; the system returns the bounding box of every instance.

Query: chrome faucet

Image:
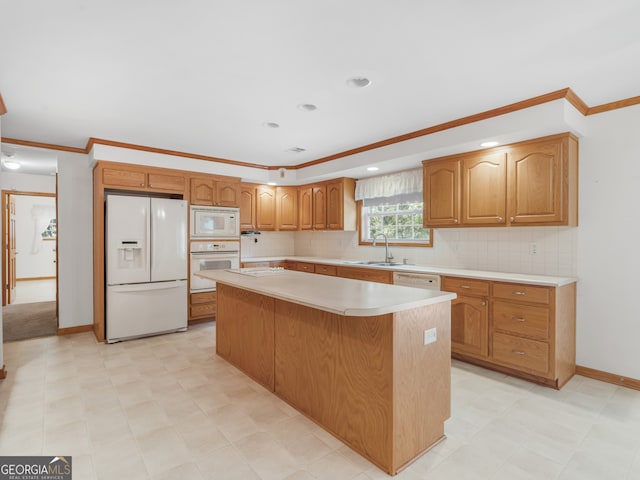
[372,233,394,263]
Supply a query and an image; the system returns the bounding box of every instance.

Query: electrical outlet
[529,242,538,255]
[423,328,437,345]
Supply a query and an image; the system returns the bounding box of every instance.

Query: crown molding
[2,89,639,171]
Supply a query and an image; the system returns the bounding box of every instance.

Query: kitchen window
[359,201,432,247]
[355,168,432,247]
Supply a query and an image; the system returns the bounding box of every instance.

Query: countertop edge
[240,256,577,287]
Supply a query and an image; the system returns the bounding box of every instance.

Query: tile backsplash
[242,227,577,277]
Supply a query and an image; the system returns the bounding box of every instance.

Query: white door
[106,195,150,285]
[151,198,187,282]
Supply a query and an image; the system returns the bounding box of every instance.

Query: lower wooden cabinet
[189,291,217,322]
[442,276,576,389]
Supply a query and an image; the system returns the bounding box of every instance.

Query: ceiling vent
[287,147,306,153]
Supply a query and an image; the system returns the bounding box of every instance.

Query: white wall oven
[190,240,239,292]
[190,206,239,239]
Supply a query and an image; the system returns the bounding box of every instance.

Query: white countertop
[197,269,456,317]
[241,256,577,287]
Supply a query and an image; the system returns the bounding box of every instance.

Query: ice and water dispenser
[117,239,145,270]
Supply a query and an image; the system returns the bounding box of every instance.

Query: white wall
[14,195,57,279]
[56,152,94,329]
[0,171,56,193]
[576,104,640,379]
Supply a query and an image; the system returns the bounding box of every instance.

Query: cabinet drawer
[190,303,216,318]
[191,291,216,304]
[442,276,490,297]
[296,262,316,273]
[492,283,550,305]
[493,301,550,340]
[336,266,393,284]
[315,264,337,276]
[492,332,549,375]
[241,261,270,268]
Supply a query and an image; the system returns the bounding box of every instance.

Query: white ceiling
[0,1,639,174]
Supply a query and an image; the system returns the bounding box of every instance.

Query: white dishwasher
[393,271,441,290]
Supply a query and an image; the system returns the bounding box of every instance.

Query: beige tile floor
[1,323,639,480]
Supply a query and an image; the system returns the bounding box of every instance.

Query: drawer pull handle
[512,316,526,322]
[512,350,526,355]
[510,217,515,222]
[460,285,471,289]
[512,291,526,296]
[497,216,503,223]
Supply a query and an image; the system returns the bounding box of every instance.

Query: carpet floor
[2,301,57,342]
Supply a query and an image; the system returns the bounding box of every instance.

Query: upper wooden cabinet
[312,184,327,230]
[299,186,313,230]
[507,134,578,226]
[276,187,298,231]
[326,179,356,230]
[298,179,355,231]
[462,150,507,225]
[190,178,240,207]
[423,132,578,228]
[423,159,460,227]
[101,165,186,194]
[239,183,258,231]
[256,185,276,230]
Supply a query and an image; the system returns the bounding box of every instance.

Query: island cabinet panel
[392,302,451,468]
[274,301,394,470]
[215,284,275,390]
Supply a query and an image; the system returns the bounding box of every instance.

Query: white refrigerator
[106,194,188,343]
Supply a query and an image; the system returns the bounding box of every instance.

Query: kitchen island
[197,268,456,475]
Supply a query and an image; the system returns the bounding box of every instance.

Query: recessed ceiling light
[263,122,280,128]
[367,166,379,172]
[287,147,306,153]
[3,161,21,170]
[297,104,317,112]
[480,141,500,147]
[267,182,277,186]
[346,77,371,88]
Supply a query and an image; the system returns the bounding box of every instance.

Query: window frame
[357,201,433,248]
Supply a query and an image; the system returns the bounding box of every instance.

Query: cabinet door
[450,295,488,358]
[299,187,313,230]
[507,137,565,225]
[216,181,240,207]
[326,180,343,230]
[102,168,146,188]
[239,184,257,230]
[256,186,276,230]
[423,159,460,226]
[276,187,298,230]
[190,178,215,205]
[462,151,507,225]
[147,173,186,192]
[312,185,327,230]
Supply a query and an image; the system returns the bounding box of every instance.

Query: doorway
[2,190,58,341]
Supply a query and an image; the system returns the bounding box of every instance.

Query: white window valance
[355,168,422,207]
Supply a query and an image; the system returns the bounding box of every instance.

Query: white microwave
[190,206,240,238]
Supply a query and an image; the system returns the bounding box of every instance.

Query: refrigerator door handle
[108,281,187,293]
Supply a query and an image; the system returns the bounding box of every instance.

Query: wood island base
[216,282,452,475]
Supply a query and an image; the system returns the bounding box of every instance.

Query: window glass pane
[361,201,431,245]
